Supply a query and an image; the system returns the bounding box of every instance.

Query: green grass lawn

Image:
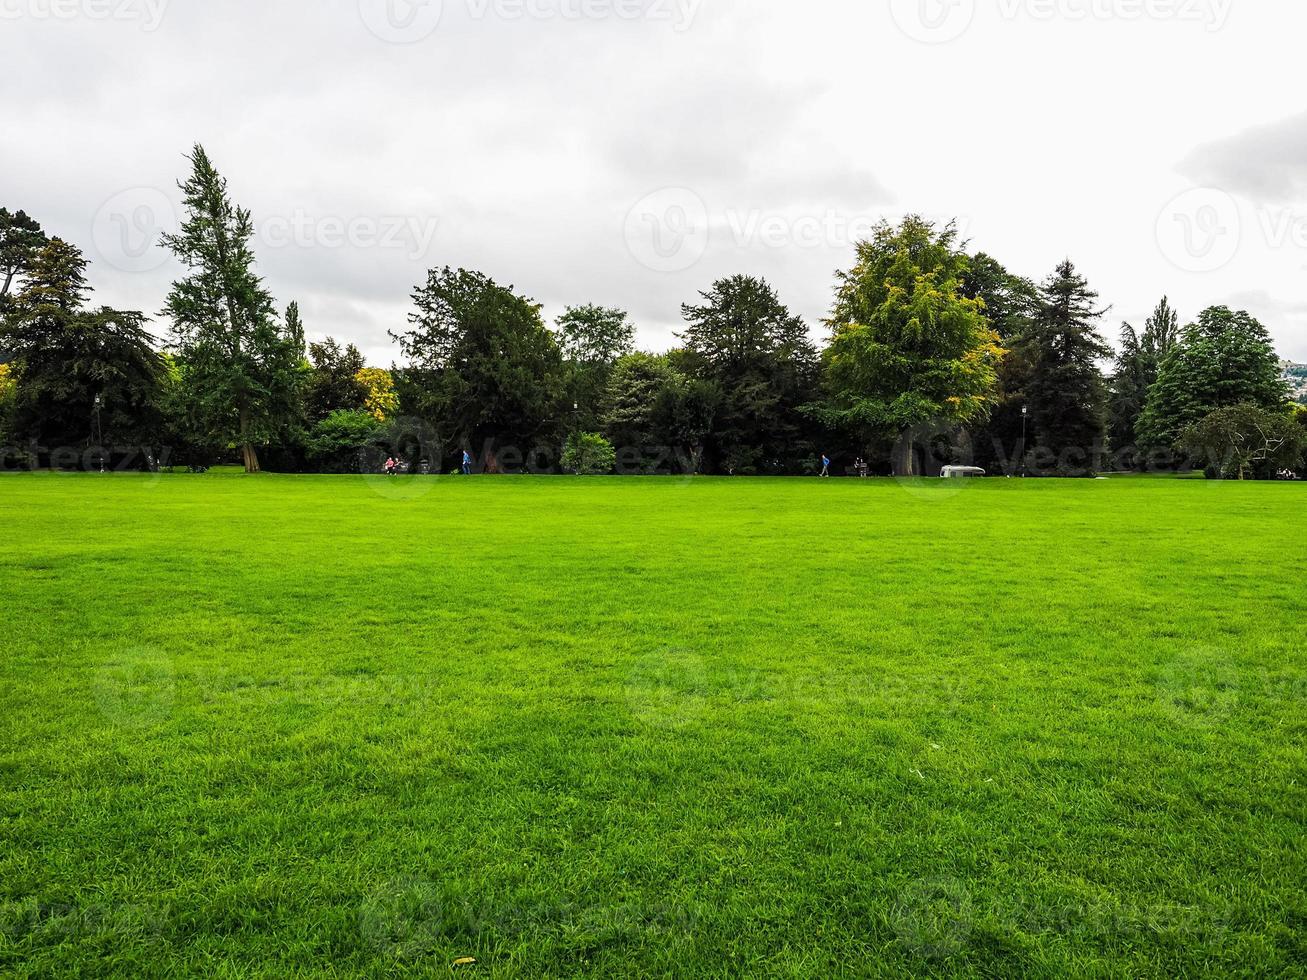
[1,473,1304,977]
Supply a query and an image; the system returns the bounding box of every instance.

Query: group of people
[380,451,473,476]
[819,454,869,478]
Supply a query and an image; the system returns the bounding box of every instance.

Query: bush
[306,410,382,473]
[562,432,615,475]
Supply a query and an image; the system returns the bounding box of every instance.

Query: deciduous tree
[1137,306,1287,453]
[1180,403,1303,480]
[555,304,635,431]
[818,217,1003,476]
[355,367,399,422]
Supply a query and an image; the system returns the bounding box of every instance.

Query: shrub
[562,432,615,475]
[307,410,383,473]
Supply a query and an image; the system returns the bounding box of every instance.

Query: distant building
[1283,361,1307,404]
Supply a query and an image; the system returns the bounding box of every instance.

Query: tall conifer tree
[162,145,301,473]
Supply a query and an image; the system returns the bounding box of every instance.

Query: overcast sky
[4,0,1306,362]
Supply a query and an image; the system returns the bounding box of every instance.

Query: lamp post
[1021,405,1029,478]
[94,394,105,473]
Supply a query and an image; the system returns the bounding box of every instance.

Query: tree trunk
[893,439,918,477]
[239,408,260,474]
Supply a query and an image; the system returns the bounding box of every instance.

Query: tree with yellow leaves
[0,361,15,408]
[355,367,398,422]
[818,216,1005,476]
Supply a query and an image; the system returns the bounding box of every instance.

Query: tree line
[2,144,1304,479]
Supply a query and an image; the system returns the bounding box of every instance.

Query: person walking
[820,454,831,478]
[462,449,473,476]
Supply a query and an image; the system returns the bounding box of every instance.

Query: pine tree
[1109,298,1180,456]
[1021,260,1110,475]
[162,145,302,473]
[0,207,48,306]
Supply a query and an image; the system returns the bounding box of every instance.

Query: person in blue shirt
[462,449,472,476]
[820,454,831,478]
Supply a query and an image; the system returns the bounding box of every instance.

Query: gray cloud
[1179,110,1307,203]
[4,2,1305,365]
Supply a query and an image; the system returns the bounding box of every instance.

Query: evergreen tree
[1109,297,1180,457]
[284,301,306,356]
[555,304,635,432]
[960,252,1036,341]
[819,217,1004,476]
[306,337,368,421]
[961,253,1037,473]
[679,275,817,474]
[162,145,303,473]
[1137,306,1288,452]
[394,266,563,458]
[0,207,47,307]
[2,238,165,458]
[1019,260,1111,475]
